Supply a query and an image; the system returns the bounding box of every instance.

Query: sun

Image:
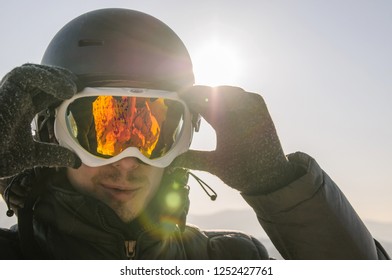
[191,40,242,86]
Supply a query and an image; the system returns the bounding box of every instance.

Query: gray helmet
[41,8,194,91]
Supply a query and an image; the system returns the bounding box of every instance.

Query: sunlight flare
[192,40,242,86]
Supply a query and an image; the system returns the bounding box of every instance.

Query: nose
[112,157,140,171]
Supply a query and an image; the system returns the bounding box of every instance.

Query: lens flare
[165,191,181,210]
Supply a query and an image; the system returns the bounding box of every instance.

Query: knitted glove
[0,64,81,178]
[173,86,301,195]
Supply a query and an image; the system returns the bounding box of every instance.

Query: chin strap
[4,170,33,217]
[4,177,17,217]
[187,171,217,201]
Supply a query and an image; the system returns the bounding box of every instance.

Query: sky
[0,0,391,230]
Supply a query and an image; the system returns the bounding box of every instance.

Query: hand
[0,64,81,178]
[173,86,299,194]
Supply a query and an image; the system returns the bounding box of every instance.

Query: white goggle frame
[54,87,193,168]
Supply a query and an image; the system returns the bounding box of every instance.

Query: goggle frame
[54,87,194,168]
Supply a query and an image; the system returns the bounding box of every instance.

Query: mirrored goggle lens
[65,96,185,159]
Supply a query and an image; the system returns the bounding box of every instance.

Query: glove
[173,86,302,195]
[0,64,81,178]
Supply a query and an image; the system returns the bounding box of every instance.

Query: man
[0,8,389,259]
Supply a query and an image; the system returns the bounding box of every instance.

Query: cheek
[149,168,165,192]
[139,168,164,203]
[66,165,99,193]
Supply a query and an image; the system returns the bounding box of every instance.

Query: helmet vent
[78,39,105,47]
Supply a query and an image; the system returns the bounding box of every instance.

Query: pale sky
[1,0,391,229]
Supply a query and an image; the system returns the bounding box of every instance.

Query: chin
[113,206,139,223]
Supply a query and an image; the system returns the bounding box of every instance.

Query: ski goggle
[54,87,194,168]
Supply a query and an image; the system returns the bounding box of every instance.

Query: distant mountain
[188,208,266,238]
[364,220,392,244]
[187,208,392,259]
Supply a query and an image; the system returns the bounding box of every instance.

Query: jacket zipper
[97,206,137,259]
[125,240,137,259]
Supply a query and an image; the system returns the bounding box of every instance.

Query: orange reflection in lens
[92,96,166,158]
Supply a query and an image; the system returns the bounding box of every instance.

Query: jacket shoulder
[0,226,23,259]
[182,224,269,260]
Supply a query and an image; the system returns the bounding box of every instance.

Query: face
[66,157,164,223]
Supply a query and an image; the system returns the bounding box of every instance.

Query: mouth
[100,183,142,201]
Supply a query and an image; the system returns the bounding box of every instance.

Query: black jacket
[0,152,389,259]
[0,190,268,259]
